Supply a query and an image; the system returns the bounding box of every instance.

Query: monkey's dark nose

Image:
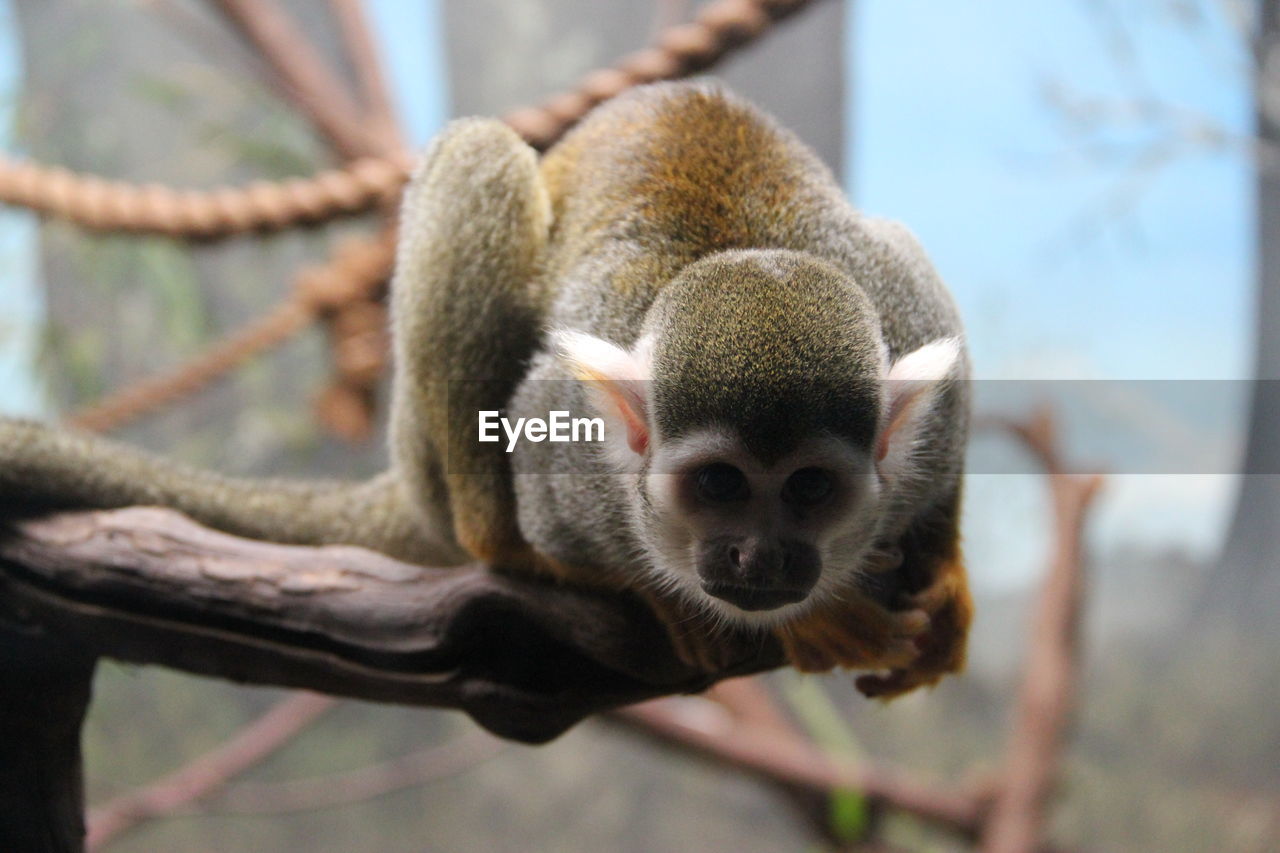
[698,538,820,611]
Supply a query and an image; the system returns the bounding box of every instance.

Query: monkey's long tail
[0,419,465,567]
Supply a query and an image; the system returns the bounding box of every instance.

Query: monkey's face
[639,430,883,623]
[551,250,962,625]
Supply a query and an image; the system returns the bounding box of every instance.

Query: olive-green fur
[649,251,883,461]
[389,118,550,566]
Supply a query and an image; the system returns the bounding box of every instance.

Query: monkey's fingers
[778,599,929,674]
[854,670,918,698]
[855,559,973,700]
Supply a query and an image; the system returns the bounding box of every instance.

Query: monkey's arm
[0,419,461,566]
[389,118,550,568]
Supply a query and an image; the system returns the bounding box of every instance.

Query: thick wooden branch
[0,633,94,853]
[0,506,784,745]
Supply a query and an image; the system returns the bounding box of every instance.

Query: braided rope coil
[0,0,815,238]
[66,231,396,434]
[0,153,412,238]
[505,0,811,148]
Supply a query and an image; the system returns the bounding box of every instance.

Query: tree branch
[979,410,1104,853]
[0,506,784,745]
[612,698,985,837]
[0,633,94,853]
[204,727,505,815]
[327,0,405,150]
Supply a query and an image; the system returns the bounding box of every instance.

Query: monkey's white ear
[877,338,961,481]
[551,329,654,459]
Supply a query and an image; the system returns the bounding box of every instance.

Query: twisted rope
[506,0,816,149]
[0,0,817,237]
[0,153,411,238]
[66,230,396,433]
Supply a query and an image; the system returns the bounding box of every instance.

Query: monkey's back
[535,82,963,364]
[538,82,840,332]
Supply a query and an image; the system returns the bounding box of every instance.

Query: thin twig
[612,698,985,837]
[85,693,337,850]
[204,728,506,815]
[705,676,795,732]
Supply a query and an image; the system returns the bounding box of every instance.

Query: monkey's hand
[776,594,929,676]
[853,553,971,699]
[777,549,972,699]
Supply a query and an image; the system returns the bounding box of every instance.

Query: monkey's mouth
[701,582,810,612]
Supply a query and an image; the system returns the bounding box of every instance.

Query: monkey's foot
[778,596,929,676]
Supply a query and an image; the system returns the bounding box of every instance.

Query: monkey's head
[554,249,960,625]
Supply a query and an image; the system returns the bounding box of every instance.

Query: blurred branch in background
[1044,0,1279,638]
[85,693,337,850]
[979,411,1103,853]
[204,727,507,816]
[327,0,406,148]
[1040,0,1251,241]
[87,706,508,850]
[614,696,986,838]
[210,0,396,159]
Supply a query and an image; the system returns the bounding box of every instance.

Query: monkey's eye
[783,467,834,508]
[695,463,749,503]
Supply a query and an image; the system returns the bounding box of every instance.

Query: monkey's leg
[0,419,462,565]
[389,119,550,569]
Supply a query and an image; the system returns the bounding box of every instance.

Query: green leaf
[829,787,871,842]
[781,671,872,841]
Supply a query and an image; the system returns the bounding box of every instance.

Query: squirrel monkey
[0,82,971,698]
